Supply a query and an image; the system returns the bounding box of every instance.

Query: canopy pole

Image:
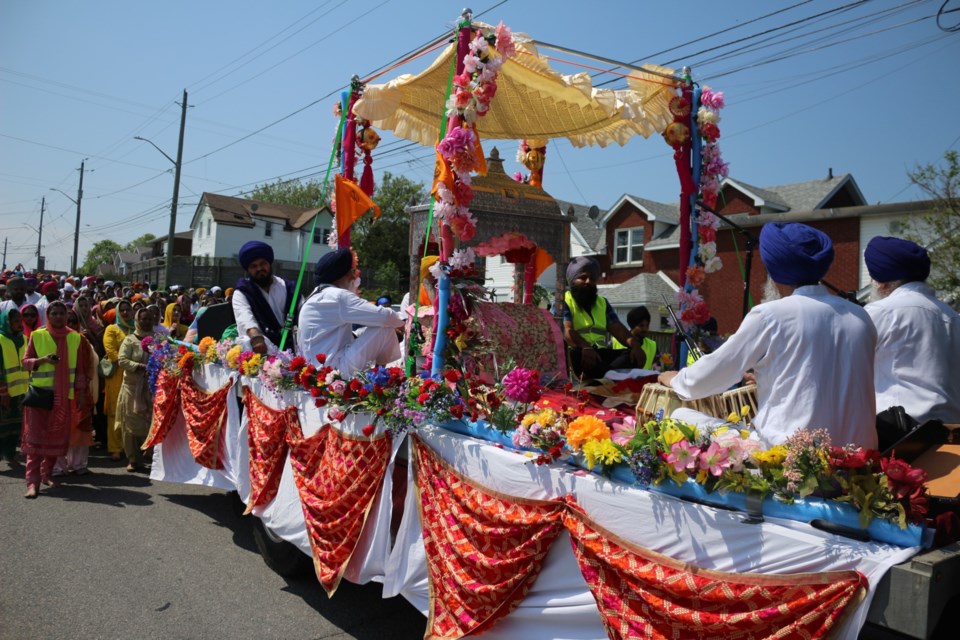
[531,40,683,83]
[675,67,695,369]
[339,76,362,248]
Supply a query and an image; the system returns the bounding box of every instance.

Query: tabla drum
[636,383,727,422]
[721,384,758,421]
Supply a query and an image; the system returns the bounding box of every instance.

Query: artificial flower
[502,367,542,403]
[565,415,611,452]
[665,440,699,473]
[582,439,626,470]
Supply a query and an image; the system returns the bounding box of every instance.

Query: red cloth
[287,421,391,596]
[537,389,630,422]
[180,375,233,470]
[562,497,867,640]
[413,436,565,639]
[143,370,181,449]
[242,387,295,513]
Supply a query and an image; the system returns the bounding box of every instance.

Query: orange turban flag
[533,247,555,280]
[431,151,455,201]
[335,174,380,238]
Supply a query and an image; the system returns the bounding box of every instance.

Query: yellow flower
[581,439,625,470]
[661,424,687,446]
[225,345,242,369]
[242,353,262,376]
[752,445,787,466]
[740,405,751,418]
[726,411,741,423]
[565,415,611,452]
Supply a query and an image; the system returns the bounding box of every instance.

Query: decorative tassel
[360,150,374,196]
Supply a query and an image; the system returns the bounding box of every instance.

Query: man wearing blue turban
[296,248,404,376]
[660,222,878,449]
[864,236,959,425]
[232,240,302,354]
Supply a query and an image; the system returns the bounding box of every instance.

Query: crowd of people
[2,224,958,500]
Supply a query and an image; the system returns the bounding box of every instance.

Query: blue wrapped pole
[430,268,452,377]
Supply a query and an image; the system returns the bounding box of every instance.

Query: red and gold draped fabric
[242,387,297,513]
[562,497,867,640]
[143,369,181,449]
[180,374,234,470]
[412,437,565,640]
[287,421,391,597]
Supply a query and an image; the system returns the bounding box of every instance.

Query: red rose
[315,353,327,364]
[362,424,375,437]
[349,379,362,392]
[881,456,928,500]
[373,384,383,395]
[309,387,321,398]
[443,369,461,383]
[289,356,306,370]
[315,398,327,407]
[449,404,464,419]
[358,388,369,399]
[417,393,430,405]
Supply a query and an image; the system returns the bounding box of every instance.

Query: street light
[49,158,86,274]
[133,88,188,289]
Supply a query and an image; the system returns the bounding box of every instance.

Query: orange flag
[471,124,487,177]
[335,174,380,238]
[533,247,555,280]
[430,150,455,201]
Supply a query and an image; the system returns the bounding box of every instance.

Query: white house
[190,193,334,265]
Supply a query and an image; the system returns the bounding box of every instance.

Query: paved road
[0,449,426,640]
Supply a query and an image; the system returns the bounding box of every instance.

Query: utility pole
[71,159,86,275]
[2,237,7,270]
[166,89,188,289]
[37,196,45,271]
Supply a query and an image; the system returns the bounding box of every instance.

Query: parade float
[144,13,956,640]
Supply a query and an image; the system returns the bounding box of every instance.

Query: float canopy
[353,26,679,149]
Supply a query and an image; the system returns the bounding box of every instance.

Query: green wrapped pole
[278,110,347,352]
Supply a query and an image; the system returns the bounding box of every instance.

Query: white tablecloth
[151,368,921,639]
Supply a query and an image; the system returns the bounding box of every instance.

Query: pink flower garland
[435,22,514,245]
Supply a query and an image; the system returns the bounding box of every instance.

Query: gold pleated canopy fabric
[353,31,679,148]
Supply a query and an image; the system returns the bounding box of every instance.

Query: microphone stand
[661,294,703,365]
[695,200,756,320]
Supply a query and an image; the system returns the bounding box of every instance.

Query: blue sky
[1,0,958,272]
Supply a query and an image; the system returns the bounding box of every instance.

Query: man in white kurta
[864,236,960,425]
[660,222,878,449]
[297,248,404,376]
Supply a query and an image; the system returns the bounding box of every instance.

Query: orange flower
[198,336,215,353]
[565,415,611,452]
[686,266,706,287]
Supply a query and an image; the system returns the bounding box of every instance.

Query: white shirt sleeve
[231,290,258,337]
[340,293,405,328]
[671,308,770,401]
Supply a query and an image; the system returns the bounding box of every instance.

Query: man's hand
[658,370,678,387]
[250,335,268,355]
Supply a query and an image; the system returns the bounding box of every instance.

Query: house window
[265,221,273,238]
[614,228,644,264]
[206,219,211,237]
[313,227,330,244]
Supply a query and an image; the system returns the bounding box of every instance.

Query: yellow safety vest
[30,329,81,400]
[0,334,28,397]
[564,292,627,350]
[638,337,657,369]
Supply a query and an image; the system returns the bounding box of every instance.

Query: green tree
[353,172,426,297]
[905,151,960,304]
[248,177,326,209]
[80,239,122,275]
[124,233,156,251]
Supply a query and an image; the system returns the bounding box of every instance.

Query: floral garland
[143,336,194,395]
[666,85,729,331]
[435,22,514,244]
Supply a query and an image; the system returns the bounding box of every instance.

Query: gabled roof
[601,194,680,226]
[291,206,333,230]
[558,199,606,252]
[115,251,141,264]
[603,271,679,306]
[192,192,324,230]
[723,179,790,212]
[723,174,866,213]
[645,225,682,250]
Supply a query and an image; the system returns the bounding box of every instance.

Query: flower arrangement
[473,231,537,264]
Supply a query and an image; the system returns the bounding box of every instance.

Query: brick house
[588,172,935,334]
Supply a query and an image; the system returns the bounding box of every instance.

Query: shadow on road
[278,578,427,640]
[161,491,260,555]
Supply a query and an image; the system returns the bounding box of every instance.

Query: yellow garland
[566,415,611,452]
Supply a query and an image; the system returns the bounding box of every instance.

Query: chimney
[827,167,833,180]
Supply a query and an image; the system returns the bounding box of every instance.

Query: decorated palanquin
[147,362,920,640]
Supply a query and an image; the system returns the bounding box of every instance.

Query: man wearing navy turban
[864,236,960,425]
[562,256,634,379]
[296,248,404,376]
[660,222,878,449]
[232,240,302,354]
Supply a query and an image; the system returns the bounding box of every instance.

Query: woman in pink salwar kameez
[21,301,90,498]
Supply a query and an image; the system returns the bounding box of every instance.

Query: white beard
[761,276,781,303]
[869,281,888,302]
[349,277,361,294]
